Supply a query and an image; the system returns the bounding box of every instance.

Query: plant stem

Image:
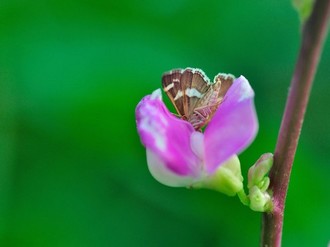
[260,1,330,246]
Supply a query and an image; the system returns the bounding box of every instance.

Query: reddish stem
[261,0,330,246]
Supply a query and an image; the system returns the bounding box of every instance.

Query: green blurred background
[1,1,329,246]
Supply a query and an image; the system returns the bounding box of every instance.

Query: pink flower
[135,75,258,187]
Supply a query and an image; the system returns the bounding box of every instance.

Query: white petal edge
[150,88,162,100]
[146,149,198,187]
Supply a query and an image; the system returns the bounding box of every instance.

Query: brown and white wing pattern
[214,73,235,101]
[188,73,235,129]
[162,68,235,130]
[181,68,211,117]
[187,80,221,129]
[162,68,210,119]
[162,69,185,116]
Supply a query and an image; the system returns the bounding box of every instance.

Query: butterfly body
[162,68,234,130]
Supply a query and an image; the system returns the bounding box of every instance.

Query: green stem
[237,189,249,206]
[261,0,330,246]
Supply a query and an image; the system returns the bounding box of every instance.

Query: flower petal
[146,150,197,187]
[204,76,258,173]
[136,89,202,178]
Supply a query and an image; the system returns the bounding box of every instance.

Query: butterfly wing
[162,68,235,130]
[181,68,211,117]
[188,80,221,129]
[188,73,235,129]
[162,68,210,118]
[206,73,235,118]
[214,73,235,101]
[162,69,186,116]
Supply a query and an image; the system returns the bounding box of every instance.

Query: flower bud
[248,186,272,212]
[248,153,273,190]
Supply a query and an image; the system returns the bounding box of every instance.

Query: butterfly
[162,67,234,130]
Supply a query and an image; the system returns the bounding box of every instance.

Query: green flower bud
[248,186,273,212]
[248,153,273,189]
[245,153,274,212]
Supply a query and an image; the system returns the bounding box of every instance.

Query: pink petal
[146,150,198,187]
[204,76,258,173]
[135,89,202,178]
